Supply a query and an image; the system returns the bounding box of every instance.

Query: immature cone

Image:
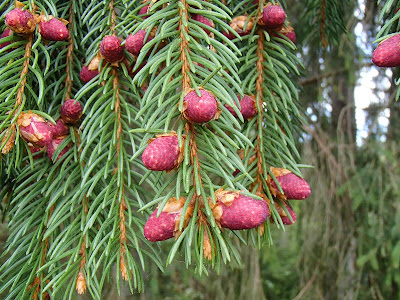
[183,89,218,123]
[0,29,12,49]
[17,112,53,148]
[61,99,83,124]
[80,66,99,82]
[38,17,69,41]
[224,16,254,39]
[100,35,124,63]
[212,190,269,230]
[29,145,44,159]
[225,94,257,119]
[268,167,311,200]
[191,14,213,35]
[372,34,400,67]
[47,136,70,162]
[139,2,150,18]
[125,30,154,56]
[144,197,193,242]
[271,201,296,225]
[271,24,296,43]
[260,4,286,29]
[49,119,69,138]
[5,8,36,35]
[142,134,184,171]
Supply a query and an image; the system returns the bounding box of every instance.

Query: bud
[17,112,53,148]
[372,34,400,67]
[259,3,286,29]
[225,94,257,119]
[0,29,12,50]
[49,118,69,138]
[183,89,219,123]
[60,99,83,124]
[212,190,269,230]
[80,65,99,82]
[100,35,124,63]
[38,17,69,41]
[268,167,311,200]
[142,133,184,171]
[76,271,87,295]
[47,136,70,162]
[5,8,36,35]
[144,197,193,242]
[125,30,154,56]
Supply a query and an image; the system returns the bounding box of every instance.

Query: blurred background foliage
[1,0,399,299]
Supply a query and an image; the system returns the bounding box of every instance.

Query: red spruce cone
[38,17,69,41]
[224,16,254,39]
[100,35,124,63]
[142,133,184,171]
[79,65,99,82]
[144,197,193,242]
[0,29,12,49]
[372,34,400,67]
[271,201,296,225]
[139,2,150,18]
[5,8,36,35]
[260,4,286,29]
[268,167,311,200]
[191,14,214,35]
[29,145,44,159]
[47,136,70,162]
[225,94,257,119]
[212,190,269,230]
[183,89,218,123]
[17,112,53,148]
[271,24,296,43]
[125,30,154,56]
[61,99,83,124]
[49,119,69,138]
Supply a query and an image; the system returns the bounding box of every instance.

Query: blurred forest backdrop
[1,0,400,299]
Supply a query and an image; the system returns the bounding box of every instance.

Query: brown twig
[15,32,34,107]
[64,0,75,101]
[254,27,265,193]
[76,196,88,294]
[113,59,127,281]
[179,0,190,92]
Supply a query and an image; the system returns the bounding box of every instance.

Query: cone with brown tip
[144,197,194,242]
[268,167,311,200]
[5,8,36,35]
[211,190,269,230]
[142,133,184,171]
[17,112,53,148]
